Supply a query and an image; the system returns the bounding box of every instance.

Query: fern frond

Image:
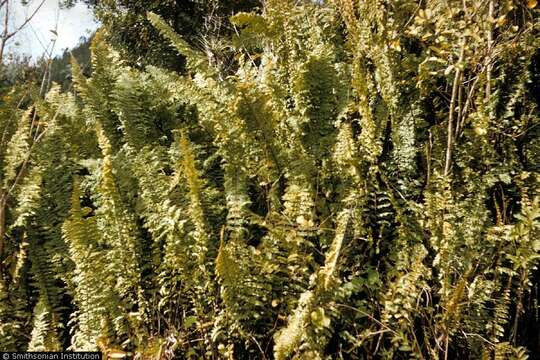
[147,12,215,76]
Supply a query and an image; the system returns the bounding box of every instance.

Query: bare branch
[1,0,49,65]
[444,42,465,177]
[0,0,10,64]
[5,0,48,40]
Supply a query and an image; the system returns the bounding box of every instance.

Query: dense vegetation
[90,0,260,70]
[1,0,540,359]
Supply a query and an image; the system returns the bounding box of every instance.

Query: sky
[5,0,98,59]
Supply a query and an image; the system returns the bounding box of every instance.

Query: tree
[48,35,92,89]
[89,0,260,71]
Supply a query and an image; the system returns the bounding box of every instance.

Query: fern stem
[444,42,465,177]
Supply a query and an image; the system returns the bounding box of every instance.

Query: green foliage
[91,0,260,71]
[0,0,539,359]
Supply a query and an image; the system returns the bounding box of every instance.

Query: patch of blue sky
[6,0,99,59]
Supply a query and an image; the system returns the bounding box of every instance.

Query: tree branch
[5,0,47,40]
[0,0,10,64]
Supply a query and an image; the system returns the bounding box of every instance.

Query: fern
[27,295,62,351]
[1,1,539,358]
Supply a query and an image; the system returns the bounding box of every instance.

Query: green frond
[147,12,214,76]
[28,295,62,351]
[9,167,42,230]
[3,109,32,186]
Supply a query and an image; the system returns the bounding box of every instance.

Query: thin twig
[334,303,398,336]
[444,41,465,177]
[5,0,47,41]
